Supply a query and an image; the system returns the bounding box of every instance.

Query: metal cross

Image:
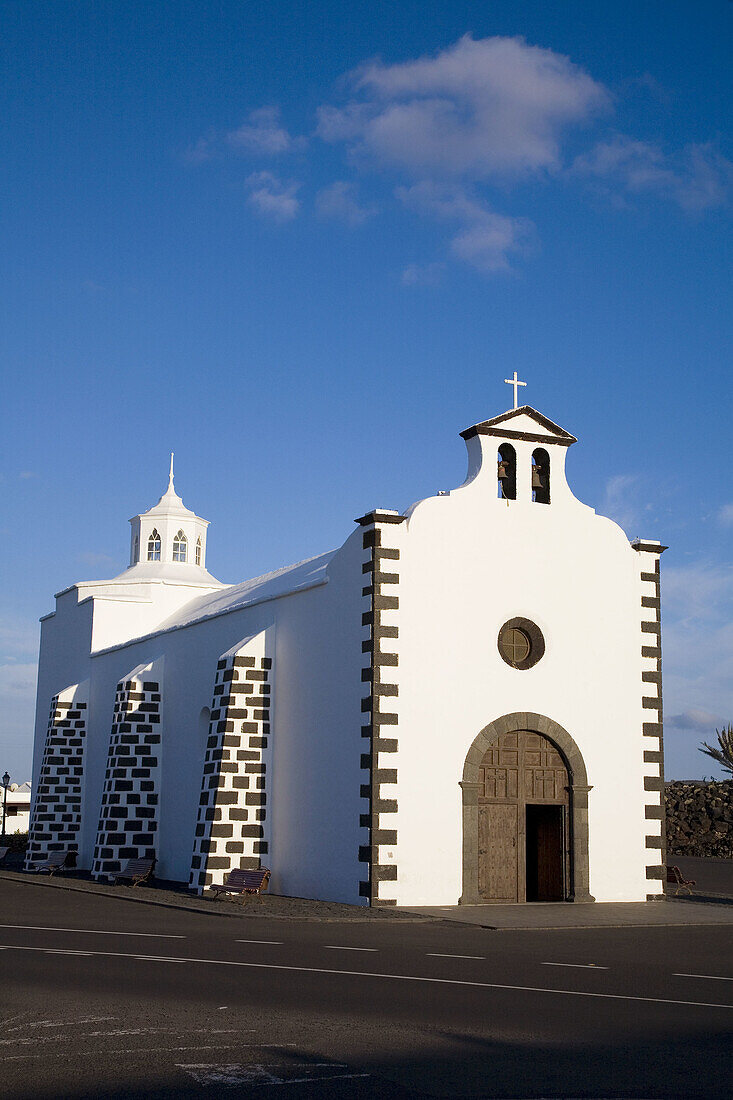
[504,371,527,409]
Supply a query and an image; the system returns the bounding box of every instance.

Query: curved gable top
[461,405,577,447]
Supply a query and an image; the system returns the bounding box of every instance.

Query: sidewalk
[403,896,733,929]
[2,868,732,928]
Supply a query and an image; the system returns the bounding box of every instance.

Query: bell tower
[460,406,578,507]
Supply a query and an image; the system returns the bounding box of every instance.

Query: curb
[0,871,434,923]
[0,870,248,919]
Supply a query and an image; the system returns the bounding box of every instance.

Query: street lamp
[1,772,10,841]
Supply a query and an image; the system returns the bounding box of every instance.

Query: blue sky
[1,1,731,781]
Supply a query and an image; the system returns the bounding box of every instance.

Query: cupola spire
[126,455,214,575]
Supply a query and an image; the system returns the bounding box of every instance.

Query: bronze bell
[532,464,543,489]
[497,460,509,480]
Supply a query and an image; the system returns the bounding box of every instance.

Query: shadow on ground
[13,1025,732,1099]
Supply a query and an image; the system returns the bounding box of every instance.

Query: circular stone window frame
[497,617,545,670]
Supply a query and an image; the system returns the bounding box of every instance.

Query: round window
[497,618,545,670]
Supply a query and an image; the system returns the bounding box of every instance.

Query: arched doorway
[460,712,594,904]
[478,730,569,902]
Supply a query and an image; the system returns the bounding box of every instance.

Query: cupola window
[497,443,516,501]
[147,529,161,561]
[531,448,550,504]
[133,535,139,564]
[173,529,188,562]
[195,537,202,566]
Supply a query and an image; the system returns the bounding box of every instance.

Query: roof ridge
[460,405,577,443]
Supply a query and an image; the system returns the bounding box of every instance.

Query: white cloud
[450,217,531,272]
[398,180,490,222]
[718,503,733,527]
[598,474,643,536]
[184,108,302,164]
[401,262,444,286]
[246,171,301,222]
[182,134,217,165]
[184,35,728,277]
[227,106,300,156]
[663,561,733,621]
[316,181,376,225]
[316,36,603,274]
[318,34,609,179]
[398,181,532,272]
[0,661,37,697]
[573,136,732,211]
[667,709,724,733]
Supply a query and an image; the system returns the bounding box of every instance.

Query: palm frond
[698,724,733,775]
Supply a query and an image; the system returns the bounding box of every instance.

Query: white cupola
[127,455,213,576]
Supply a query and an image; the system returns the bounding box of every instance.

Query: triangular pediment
[460,405,577,446]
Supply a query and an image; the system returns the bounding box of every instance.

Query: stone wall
[25,682,88,869]
[665,780,733,858]
[189,633,272,894]
[91,661,162,880]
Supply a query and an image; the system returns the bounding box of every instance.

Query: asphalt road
[1,880,732,1099]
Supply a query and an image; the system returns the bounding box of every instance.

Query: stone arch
[460,712,594,904]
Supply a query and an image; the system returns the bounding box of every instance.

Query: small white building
[27,402,667,904]
[4,782,31,834]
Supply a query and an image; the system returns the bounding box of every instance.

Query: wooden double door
[478,730,570,903]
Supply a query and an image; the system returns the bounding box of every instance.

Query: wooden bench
[112,858,156,887]
[666,865,696,896]
[33,850,77,874]
[210,867,270,901]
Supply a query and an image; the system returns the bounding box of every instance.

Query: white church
[27,388,667,905]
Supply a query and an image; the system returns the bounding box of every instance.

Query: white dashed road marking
[427,953,485,960]
[42,950,93,957]
[0,924,185,939]
[128,955,187,963]
[674,973,733,982]
[235,939,283,945]
[542,962,608,970]
[323,946,378,952]
[2,944,732,1011]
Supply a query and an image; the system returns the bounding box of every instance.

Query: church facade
[27,405,667,905]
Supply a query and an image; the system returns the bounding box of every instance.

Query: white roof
[157,550,336,631]
[141,481,198,520]
[106,561,223,586]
